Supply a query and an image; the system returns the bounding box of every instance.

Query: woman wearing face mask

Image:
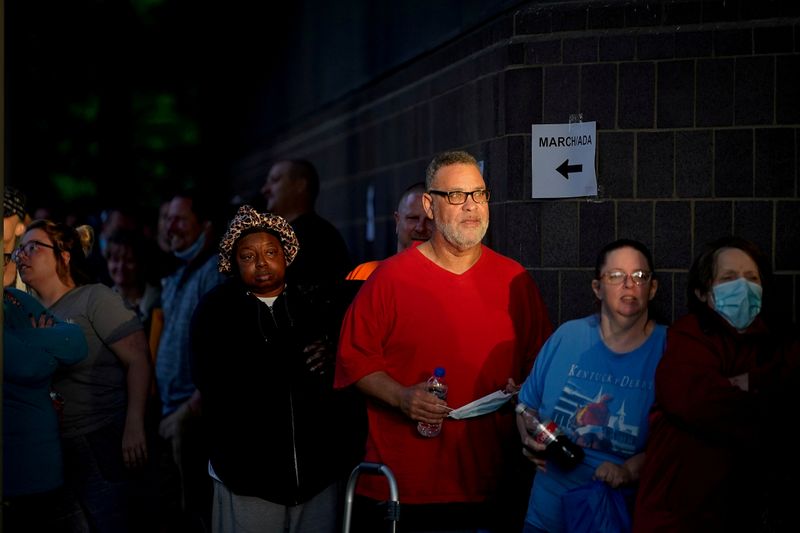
[633,236,799,532]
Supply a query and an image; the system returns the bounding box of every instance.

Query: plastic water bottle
[417,367,448,438]
[515,402,584,470]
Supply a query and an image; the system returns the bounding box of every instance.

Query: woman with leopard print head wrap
[190,205,366,532]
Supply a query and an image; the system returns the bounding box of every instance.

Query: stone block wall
[236,0,800,326]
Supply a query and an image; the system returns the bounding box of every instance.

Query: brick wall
[236,0,800,326]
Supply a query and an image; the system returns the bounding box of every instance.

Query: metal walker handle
[342,462,399,533]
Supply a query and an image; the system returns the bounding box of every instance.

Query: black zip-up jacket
[190,278,366,505]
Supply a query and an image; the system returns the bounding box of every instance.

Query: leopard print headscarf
[218,205,299,274]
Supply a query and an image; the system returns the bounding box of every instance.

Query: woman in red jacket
[633,236,799,532]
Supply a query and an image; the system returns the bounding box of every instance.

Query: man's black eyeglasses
[428,189,490,205]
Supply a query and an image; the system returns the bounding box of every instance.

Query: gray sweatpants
[212,479,341,533]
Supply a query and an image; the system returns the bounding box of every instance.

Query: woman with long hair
[14,219,152,532]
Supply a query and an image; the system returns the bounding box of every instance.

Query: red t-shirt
[335,245,552,503]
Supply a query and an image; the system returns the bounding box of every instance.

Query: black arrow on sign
[556,159,583,180]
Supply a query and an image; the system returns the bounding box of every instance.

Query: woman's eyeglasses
[600,269,652,286]
[10,240,57,263]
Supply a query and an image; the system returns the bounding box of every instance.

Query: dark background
[6,0,290,216]
[5,0,521,218]
[5,0,799,326]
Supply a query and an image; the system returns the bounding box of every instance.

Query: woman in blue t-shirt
[517,239,667,533]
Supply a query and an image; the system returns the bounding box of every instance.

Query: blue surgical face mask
[711,277,762,330]
[173,231,206,261]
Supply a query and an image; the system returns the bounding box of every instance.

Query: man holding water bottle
[335,151,552,532]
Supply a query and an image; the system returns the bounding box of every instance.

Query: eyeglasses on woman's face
[10,240,57,263]
[600,269,652,286]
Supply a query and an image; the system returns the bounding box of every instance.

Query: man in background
[346,181,432,280]
[155,189,225,531]
[261,159,351,286]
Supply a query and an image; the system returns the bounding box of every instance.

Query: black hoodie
[190,277,366,505]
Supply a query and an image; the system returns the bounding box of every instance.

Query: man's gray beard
[435,217,488,251]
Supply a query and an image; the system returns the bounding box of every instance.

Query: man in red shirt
[335,150,553,532]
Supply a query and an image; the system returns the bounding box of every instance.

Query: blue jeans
[61,421,132,533]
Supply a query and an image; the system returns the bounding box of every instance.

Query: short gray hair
[425,151,479,189]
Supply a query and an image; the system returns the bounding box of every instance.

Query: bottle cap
[434,367,445,377]
[515,402,528,414]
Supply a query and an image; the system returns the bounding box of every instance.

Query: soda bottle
[515,402,584,470]
[417,367,448,438]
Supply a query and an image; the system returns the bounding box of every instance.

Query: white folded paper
[446,389,517,420]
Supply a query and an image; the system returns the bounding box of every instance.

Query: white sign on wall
[531,121,597,198]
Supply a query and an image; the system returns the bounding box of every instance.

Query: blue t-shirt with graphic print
[519,314,666,532]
